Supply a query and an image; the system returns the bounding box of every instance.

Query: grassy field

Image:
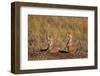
[28,15,88,60]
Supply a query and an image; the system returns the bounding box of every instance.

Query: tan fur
[66,33,81,56]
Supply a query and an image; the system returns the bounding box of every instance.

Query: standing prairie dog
[48,36,60,53]
[66,32,81,55]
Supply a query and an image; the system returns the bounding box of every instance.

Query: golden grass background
[28,15,88,60]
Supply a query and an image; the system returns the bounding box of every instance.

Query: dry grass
[28,15,88,60]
